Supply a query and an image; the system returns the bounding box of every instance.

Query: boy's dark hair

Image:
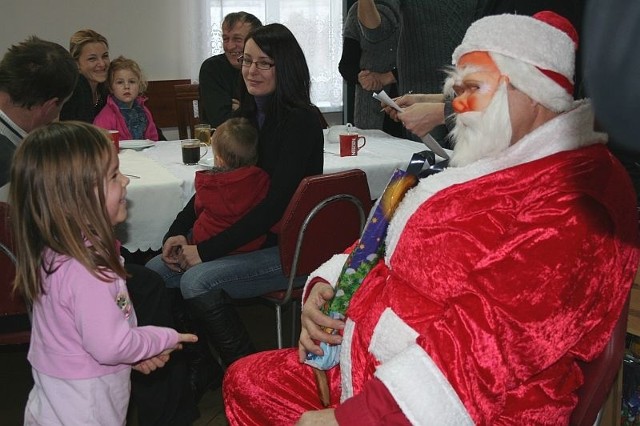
[213,117,259,169]
[0,36,78,109]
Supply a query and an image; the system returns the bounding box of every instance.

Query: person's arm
[72,267,182,364]
[163,195,197,243]
[357,0,382,29]
[357,0,400,43]
[338,37,362,85]
[196,108,323,261]
[199,57,239,128]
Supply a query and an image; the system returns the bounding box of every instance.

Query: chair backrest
[570,294,630,425]
[279,169,373,280]
[0,202,31,345]
[145,79,190,128]
[174,83,200,139]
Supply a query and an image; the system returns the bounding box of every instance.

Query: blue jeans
[145,246,289,300]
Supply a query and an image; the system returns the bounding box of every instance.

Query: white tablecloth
[115,149,183,252]
[118,132,433,252]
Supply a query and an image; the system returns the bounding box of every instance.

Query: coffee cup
[108,130,120,151]
[339,133,366,157]
[194,124,212,145]
[181,139,208,165]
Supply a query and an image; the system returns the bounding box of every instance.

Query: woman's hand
[176,245,203,270]
[132,353,171,374]
[298,282,345,362]
[396,102,446,138]
[296,409,338,425]
[161,235,188,271]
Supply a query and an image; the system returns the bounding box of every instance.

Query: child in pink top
[9,122,196,425]
[93,55,160,140]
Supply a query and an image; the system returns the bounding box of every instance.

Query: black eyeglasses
[238,55,275,70]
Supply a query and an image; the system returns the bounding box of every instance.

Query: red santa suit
[223,101,640,425]
[191,166,269,252]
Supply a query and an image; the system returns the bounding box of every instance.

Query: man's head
[0,36,78,130]
[221,12,262,69]
[445,11,579,167]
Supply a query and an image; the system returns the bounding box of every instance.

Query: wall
[0,0,198,80]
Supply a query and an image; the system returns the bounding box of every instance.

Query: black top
[60,74,108,123]
[198,54,241,128]
[165,105,324,261]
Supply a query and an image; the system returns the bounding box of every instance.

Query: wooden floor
[0,301,294,425]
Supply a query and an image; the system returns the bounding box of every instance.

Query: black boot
[170,289,224,401]
[185,289,255,368]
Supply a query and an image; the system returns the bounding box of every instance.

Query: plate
[120,140,154,150]
[198,157,215,168]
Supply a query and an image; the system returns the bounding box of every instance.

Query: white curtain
[191,0,344,112]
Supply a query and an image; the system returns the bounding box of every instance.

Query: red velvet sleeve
[335,378,411,425]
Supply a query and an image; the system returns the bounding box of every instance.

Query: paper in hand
[373,90,404,113]
[374,90,450,160]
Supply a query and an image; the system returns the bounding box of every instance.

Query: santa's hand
[296,409,338,425]
[298,283,344,361]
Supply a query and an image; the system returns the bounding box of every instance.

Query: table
[117,131,433,252]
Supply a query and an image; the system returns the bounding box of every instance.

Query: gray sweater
[361,0,488,96]
[341,2,399,130]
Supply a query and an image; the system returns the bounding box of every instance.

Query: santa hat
[452,11,578,112]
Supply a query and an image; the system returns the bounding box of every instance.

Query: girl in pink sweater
[9,122,196,425]
[94,56,160,141]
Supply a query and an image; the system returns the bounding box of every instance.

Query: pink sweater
[28,250,179,379]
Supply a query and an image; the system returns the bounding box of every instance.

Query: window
[193,0,344,112]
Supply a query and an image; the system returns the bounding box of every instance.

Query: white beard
[449,82,513,167]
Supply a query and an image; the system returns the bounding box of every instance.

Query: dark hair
[222,11,262,32]
[213,117,259,169]
[238,23,313,123]
[0,36,78,108]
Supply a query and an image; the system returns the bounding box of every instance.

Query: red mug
[108,130,120,151]
[339,134,366,157]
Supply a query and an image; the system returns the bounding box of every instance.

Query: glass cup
[194,124,212,146]
[181,139,208,165]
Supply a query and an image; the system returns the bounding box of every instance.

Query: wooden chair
[145,79,190,128]
[174,83,200,139]
[261,170,373,348]
[0,202,31,345]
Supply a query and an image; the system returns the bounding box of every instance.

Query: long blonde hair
[69,29,109,61]
[9,121,126,303]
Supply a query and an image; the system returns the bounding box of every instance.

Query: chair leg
[275,305,283,349]
[290,300,299,348]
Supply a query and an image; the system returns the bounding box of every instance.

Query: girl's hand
[132,353,171,374]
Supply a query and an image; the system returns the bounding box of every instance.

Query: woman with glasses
[147,23,324,371]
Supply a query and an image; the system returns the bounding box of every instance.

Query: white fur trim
[340,319,356,400]
[491,53,573,112]
[452,14,575,80]
[386,101,605,258]
[369,308,419,363]
[301,253,349,303]
[375,344,474,425]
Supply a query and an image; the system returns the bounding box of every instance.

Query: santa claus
[223,11,639,425]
